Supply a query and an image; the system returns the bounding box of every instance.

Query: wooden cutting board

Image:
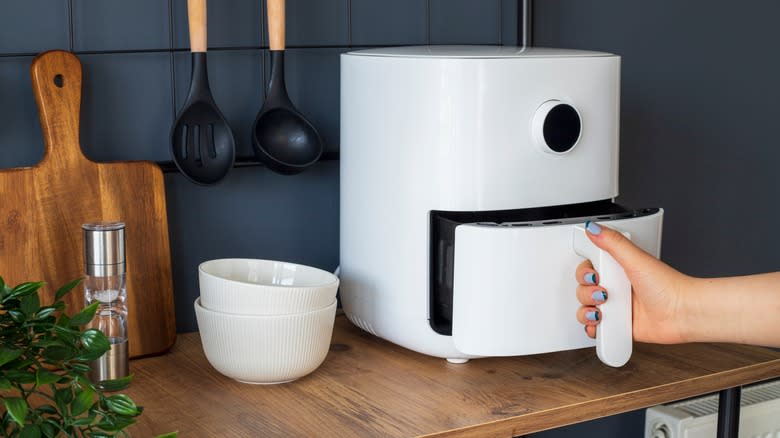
[0,50,176,358]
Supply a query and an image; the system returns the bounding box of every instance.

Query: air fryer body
[339,46,663,361]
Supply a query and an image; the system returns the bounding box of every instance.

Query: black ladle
[171,0,235,185]
[252,0,323,175]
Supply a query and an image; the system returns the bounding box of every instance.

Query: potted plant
[0,276,175,437]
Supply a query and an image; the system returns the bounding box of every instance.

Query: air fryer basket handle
[573,225,633,367]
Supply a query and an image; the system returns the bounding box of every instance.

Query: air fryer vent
[347,313,377,336]
[672,381,780,418]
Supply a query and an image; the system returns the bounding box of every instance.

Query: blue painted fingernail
[585,221,602,235]
[592,290,607,303]
[586,310,600,321]
[584,273,597,285]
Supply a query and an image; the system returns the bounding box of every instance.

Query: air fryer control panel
[429,201,660,336]
[532,100,583,155]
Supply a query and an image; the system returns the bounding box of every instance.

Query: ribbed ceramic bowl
[198,258,339,315]
[194,297,336,384]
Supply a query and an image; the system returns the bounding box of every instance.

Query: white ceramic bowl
[194,297,336,384]
[199,258,339,315]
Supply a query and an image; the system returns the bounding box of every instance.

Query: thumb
[584,220,656,272]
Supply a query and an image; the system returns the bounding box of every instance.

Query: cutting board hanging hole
[54,74,63,88]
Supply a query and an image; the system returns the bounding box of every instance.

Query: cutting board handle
[31,50,87,170]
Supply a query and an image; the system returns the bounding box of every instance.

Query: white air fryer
[339,46,664,367]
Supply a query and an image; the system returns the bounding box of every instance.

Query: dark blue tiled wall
[80,53,173,162]
[73,0,171,51]
[0,1,69,54]
[172,0,265,49]
[430,0,502,44]
[0,56,43,168]
[533,1,780,437]
[351,0,428,45]
[0,0,519,334]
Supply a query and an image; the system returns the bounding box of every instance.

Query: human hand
[575,221,692,344]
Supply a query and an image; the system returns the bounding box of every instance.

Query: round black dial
[542,104,581,153]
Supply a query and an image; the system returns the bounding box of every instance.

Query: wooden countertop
[126,315,780,437]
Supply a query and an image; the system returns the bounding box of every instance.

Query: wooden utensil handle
[267,0,285,51]
[30,50,85,169]
[188,0,207,52]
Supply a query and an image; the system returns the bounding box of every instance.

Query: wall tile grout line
[0,45,418,60]
[168,0,178,124]
[260,0,265,49]
[261,49,267,101]
[498,0,503,45]
[346,0,352,48]
[518,0,523,46]
[67,0,74,52]
[426,0,431,45]
[260,0,266,102]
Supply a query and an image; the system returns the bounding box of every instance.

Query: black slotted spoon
[171,0,235,185]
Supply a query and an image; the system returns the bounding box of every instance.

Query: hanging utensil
[171,0,235,185]
[252,0,323,175]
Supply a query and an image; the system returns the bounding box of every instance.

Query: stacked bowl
[194,258,339,384]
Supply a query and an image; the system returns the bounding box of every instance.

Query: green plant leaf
[54,278,82,301]
[154,432,179,438]
[71,386,96,417]
[35,369,62,387]
[96,414,136,432]
[31,339,66,349]
[52,323,78,338]
[104,394,139,416]
[20,293,40,317]
[97,375,133,392]
[6,281,45,301]
[36,405,58,415]
[40,422,57,438]
[79,329,110,360]
[55,387,73,414]
[0,347,22,367]
[4,397,29,426]
[68,362,92,374]
[0,376,11,390]
[19,424,41,438]
[42,345,75,362]
[71,416,96,426]
[4,370,36,384]
[0,277,9,302]
[68,302,99,327]
[34,307,57,321]
[12,358,35,370]
[8,309,25,323]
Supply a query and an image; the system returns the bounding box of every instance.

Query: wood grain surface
[187,0,207,53]
[267,0,286,51]
[125,315,780,437]
[0,51,176,358]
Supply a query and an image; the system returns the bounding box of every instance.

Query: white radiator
[644,380,780,438]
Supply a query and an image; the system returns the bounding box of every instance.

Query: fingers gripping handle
[573,226,633,367]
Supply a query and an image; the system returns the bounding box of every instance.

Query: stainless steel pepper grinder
[83,222,129,384]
